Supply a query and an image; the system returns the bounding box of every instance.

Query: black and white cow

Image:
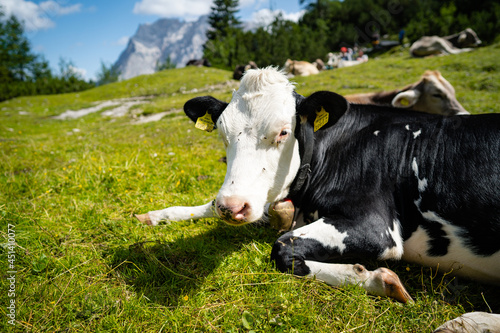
[136,67,500,331]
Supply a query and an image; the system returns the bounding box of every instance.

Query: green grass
[1,43,500,332]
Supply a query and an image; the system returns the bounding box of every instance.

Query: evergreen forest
[1,0,499,101]
[204,0,500,70]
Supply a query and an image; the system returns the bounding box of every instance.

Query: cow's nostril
[234,203,250,220]
[216,197,252,222]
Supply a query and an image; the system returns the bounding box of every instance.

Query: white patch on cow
[403,225,500,285]
[413,129,421,139]
[379,219,404,260]
[411,157,428,192]
[293,218,348,253]
[405,124,410,130]
[422,210,450,226]
[373,130,380,136]
[147,201,216,225]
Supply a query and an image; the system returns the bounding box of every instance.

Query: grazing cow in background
[326,52,368,68]
[233,61,258,80]
[136,68,500,332]
[186,58,212,67]
[345,70,469,116]
[410,28,481,57]
[284,59,320,76]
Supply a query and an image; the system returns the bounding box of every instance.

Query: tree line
[1,0,499,101]
[203,0,500,70]
[0,11,98,102]
[0,9,122,102]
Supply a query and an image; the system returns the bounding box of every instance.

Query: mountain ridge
[114,15,209,80]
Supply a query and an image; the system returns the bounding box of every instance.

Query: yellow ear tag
[314,107,329,132]
[399,98,409,106]
[195,111,215,132]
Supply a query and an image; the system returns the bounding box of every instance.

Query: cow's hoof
[135,213,152,226]
[376,267,413,303]
[268,199,295,231]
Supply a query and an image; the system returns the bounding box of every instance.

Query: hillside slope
[1,44,499,332]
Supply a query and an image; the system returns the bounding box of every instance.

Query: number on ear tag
[314,107,329,132]
[195,111,215,132]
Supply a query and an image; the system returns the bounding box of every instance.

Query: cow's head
[184,67,348,225]
[392,70,469,115]
[457,28,482,48]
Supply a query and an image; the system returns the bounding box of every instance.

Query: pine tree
[207,0,241,40]
[204,0,242,69]
[0,8,94,100]
[0,11,35,81]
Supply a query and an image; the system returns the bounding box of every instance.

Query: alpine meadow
[1,42,500,332]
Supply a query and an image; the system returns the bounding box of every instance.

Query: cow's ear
[296,91,349,132]
[184,96,228,132]
[392,89,421,108]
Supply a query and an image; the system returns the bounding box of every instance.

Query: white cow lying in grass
[326,52,368,68]
[410,28,482,57]
[284,59,322,77]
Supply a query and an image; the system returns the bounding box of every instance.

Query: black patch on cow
[422,222,450,256]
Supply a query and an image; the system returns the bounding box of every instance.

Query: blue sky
[0,0,305,81]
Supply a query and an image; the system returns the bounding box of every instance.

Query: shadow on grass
[111,221,500,313]
[110,222,279,306]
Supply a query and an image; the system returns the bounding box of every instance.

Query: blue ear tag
[314,107,329,132]
[195,111,215,132]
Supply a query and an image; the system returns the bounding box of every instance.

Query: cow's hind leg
[271,217,412,303]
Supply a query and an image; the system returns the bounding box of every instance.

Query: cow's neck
[288,116,314,203]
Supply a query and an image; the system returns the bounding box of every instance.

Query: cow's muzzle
[216,196,252,226]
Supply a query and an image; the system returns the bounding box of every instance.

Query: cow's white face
[215,70,301,225]
[184,68,348,226]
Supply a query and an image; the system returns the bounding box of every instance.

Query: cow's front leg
[271,217,412,303]
[135,200,217,225]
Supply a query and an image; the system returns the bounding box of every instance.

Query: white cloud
[39,1,81,15]
[116,36,130,46]
[0,0,81,31]
[131,0,304,26]
[249,9,277,27]
[133,0,211,19]
[282,10,306,22]
[240,0,261,8]
[68,65,86,79]
[250,8,305,27]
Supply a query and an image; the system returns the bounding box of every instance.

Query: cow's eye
[432,94,444,99]
[275,129,290,144]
